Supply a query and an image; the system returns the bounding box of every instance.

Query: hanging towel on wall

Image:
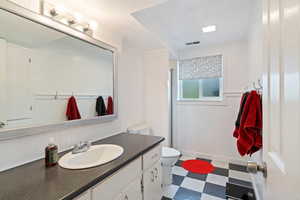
[106,96,114,115]
[66,96,81,120]
[234,91,262,156]
[96,96,107,116]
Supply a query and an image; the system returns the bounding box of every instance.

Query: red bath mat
[181,159,215,174]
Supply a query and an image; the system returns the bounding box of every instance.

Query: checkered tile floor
[162,155,252,200]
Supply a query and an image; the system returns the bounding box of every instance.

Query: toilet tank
[127,123,151,135]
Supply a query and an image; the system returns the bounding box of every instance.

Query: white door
[262,0,300,199]
[0,39,7,128]
[5,43,33,128]
[143,161,162,200]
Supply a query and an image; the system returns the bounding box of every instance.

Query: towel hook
[258,79,263,89]
[253,79,263,92]
[253,82,257,90]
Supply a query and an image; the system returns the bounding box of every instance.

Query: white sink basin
[59,144,124,170]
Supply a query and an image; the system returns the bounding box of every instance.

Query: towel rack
[35,92,111,100]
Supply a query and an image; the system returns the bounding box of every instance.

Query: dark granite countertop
[0,133,164,200]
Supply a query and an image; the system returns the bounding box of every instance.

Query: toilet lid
[162,147,180,158]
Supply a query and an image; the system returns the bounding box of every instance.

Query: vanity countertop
[0,133,164,200]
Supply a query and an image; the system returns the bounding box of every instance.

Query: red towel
[106,96,114,115]
[66,96,81,120]
[234,91,262,156]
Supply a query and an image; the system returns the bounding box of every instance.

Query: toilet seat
[162,147,180,158]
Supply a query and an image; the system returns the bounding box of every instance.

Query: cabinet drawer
[143,144,162,170]
[92,157,142,200]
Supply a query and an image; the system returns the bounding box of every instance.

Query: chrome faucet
[72,141,92,154]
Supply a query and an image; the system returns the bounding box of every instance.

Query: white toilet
[127,124,181,186]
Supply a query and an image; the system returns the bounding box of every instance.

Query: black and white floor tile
[162,156,252,200]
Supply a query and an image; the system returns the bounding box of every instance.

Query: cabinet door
[116,177,142,200]
[113,193,123,200]
[92,158,142,200]
[73,190,91,200]
[122,177,143,200]
[143,161,162,200]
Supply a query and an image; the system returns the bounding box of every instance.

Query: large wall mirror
[0,2,117,138]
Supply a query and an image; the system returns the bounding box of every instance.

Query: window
[178,55,223,101]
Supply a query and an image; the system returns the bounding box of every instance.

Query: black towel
[96,96,107,116]
[235,92,249,127]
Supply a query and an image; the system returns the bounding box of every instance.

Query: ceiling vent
[185,41,200,46]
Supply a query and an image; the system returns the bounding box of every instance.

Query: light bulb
[56,4,66,13]
[74,13,84,22]
[89,20,98,30]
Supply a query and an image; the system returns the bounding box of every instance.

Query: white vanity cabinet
[73,144,162,200]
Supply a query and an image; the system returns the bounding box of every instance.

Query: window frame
[177,55,224,102]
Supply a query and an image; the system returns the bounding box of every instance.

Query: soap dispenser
[45,138,58,167]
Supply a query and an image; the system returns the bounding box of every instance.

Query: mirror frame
[0,1,118,140]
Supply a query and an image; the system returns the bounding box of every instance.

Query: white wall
[144,49,170,145]
[248,0,263,84]
[175,40,250,163]
[118,46,146,130]
[0,0,146,172]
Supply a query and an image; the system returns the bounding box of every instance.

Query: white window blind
[179,55,222,80]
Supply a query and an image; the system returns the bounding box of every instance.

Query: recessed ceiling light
[202,25,216,33]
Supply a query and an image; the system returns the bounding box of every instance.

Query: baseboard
[180,150,248,166]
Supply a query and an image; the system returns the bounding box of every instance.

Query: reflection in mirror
[0,8,114,131]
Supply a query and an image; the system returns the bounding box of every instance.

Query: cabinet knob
[151,170,155,182]
[154,167,158,179]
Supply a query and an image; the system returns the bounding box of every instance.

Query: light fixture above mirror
[41,1,98,36]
